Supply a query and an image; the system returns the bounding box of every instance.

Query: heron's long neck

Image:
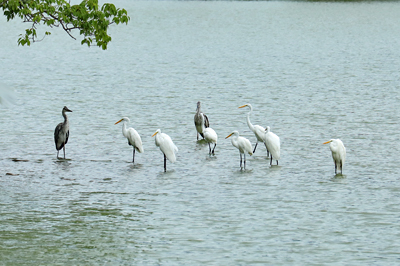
[62,110,69,126]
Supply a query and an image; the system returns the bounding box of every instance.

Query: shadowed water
[1,1,400,264]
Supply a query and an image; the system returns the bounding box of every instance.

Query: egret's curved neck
[121,121,128,137]
[246,107,254,131]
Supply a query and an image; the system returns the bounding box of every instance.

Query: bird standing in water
[323,139,346,174]
[264,126,280,166]
[225,131,253,169]
[238,104,268,155]
[54,106,72,159]
[115,117,144,163]
[152,129,178,172]
[194,101,209,140]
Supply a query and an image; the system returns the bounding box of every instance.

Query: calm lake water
[1,1,400,264]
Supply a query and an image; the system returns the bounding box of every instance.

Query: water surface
[1,1,400,264]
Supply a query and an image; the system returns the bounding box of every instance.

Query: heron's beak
[152,132,158,137]
[323,140,332,144]
[238,104,247,109]
[225,133,233,139]
[114,119,123,125]
[65,107,72,112]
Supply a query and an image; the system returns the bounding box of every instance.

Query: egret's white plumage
[323,139,346,174]
[203,127,218,154]
[225,130,253,169]
[152,129,178,171]
[115,117,143,163]
[194,101,209,140]
[239,103,268,155]
[264,126,280,165]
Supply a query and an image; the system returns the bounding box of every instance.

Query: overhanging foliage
[1,0,130,49]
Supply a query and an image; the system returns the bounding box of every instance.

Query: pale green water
[1,1,400,265]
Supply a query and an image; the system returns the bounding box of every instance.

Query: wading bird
[54,106,72,159]
[323,139,346,174]
[115,117,143,163]
[152,129,178,172]
[264,126,280,166]
[225,131,253,169]
[194,101,209,140]
[238,103,268,155]
[203,126,218,155]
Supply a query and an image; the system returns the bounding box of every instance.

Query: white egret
[203,127,218,155]
[194,101,209,140]
[323,139,346,174]
[54,106,72,159]
[264,126,280,166]
[225,131,253,169]
[115,117,143,163]
[238,103,269,155]
[152,129,178,172]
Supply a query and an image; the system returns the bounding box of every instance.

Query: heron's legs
[197,132,199,140]
[253,142,258,154]
[164,154,167,172]
[57,150,59,159]
[63,146,66,159]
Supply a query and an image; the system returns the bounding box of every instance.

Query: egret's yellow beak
[114,119,123,125]
[225,133,233,139]
[152,132,158,137]
[323,140,332,144]
[238,104,248,109]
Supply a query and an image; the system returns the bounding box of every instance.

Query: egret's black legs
[267,150,270,158]
[212,144,216,155]
[270,156,272,166]
[244,154,246,169]
[335,163,337,174]
[132,148,136,163]
[240,153,243,169]
[208,143,212,154]
[164,154,167,172]
[276,160,278,166]
[253,142,258,154]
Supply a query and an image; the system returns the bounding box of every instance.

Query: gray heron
[194,101,209,140]
[115,117,143,163]
[54,106,72,159]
